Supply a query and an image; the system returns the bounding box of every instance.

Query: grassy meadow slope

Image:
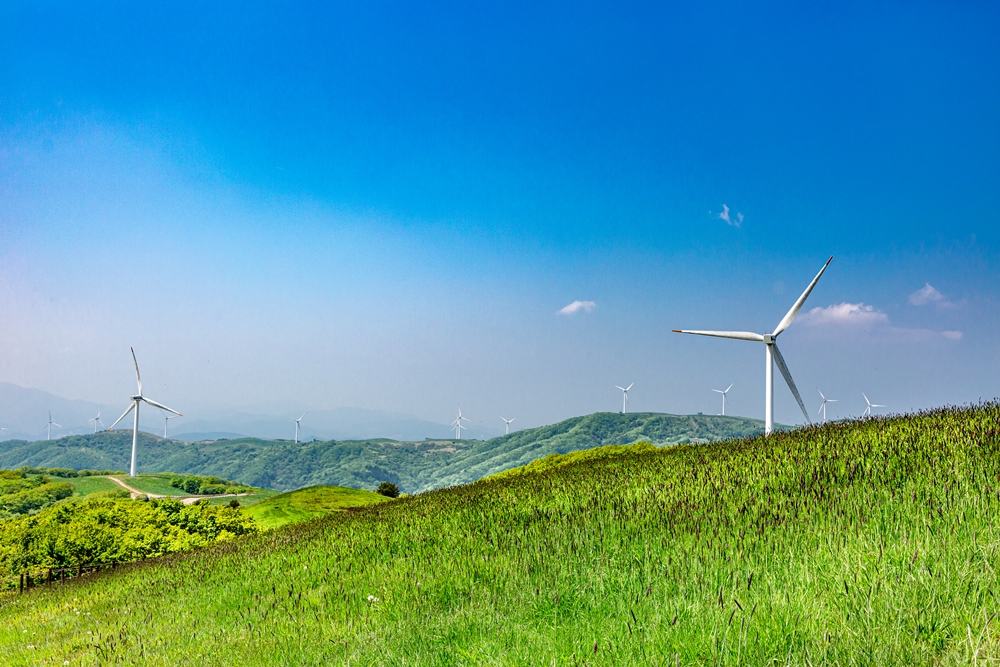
[244,485,388,529]
[1,404,998,665]
[0,412,764,492]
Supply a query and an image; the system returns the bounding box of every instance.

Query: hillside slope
[0,412,764,492]
[1,405,996,665]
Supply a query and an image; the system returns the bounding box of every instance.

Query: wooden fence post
[19,573,24,594]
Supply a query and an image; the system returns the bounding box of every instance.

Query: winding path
[105,476,247,506]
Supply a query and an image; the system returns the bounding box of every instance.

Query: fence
[2,562,120,594]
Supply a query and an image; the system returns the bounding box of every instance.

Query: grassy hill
[0,412,765,493]
[243,485,389,529]
[1,404,997,664]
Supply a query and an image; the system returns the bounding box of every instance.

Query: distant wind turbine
[451,407,471,439]
[161,410,179,439]
[501,416,516,435]
[862,392,886,418]
[108,348,182,477]
[615,383,634,414]
[712,384,734,416]
[817,389,838,424]
[45,411,60,440]
[674,257,832,435]
[89,409,105,434]
[287,413,308,444]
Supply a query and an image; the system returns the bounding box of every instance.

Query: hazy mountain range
[0,382,501,442]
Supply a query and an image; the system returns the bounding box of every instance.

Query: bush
[375,482,399,498]
[228,498,240,508]
[199,483,227,495]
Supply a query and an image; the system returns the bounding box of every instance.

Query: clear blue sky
[1,1,998,431]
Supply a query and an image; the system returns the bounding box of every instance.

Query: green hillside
[243,485,389,529]
[1,404,997,664]
[0,412,764,492]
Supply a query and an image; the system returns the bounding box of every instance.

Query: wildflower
[366,595,379,603]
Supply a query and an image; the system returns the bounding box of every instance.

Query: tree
[375,482,399,498]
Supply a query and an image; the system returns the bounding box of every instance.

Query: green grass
[67,476,121,496]
[111,473,192,497]
[203,490,281,507]
[2,404,999,665]
[243,485,388,529]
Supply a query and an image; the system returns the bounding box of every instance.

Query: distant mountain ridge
[0,412,766,493]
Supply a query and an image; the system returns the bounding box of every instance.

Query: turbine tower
[108,348,182,477]
[161,410,179,439]
[817,389,838,424]
[451,407,470,439]
[46,411,60,440]
[287,413,308,444]
[615,383,634,414]
[89,409,105,434]
[501,416,516,435]
[674,257,832,435]
[712,384,734,416]
[862,392,886,418]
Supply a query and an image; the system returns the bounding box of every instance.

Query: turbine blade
[626,383,634,391]
[52,422,61,428]
[615,386,625,391]
[672,330,765,342]
[772,257,833,337]
[140,397,182,416]
[108,402,136,430]
[725,383,733,393]
[863,392,870,406]
[299,412,308,420]
[817,403,824,414]
[712,389,724,394]
[829,399,839,403]
[771,343,811,424]
[818,388,826,400]
[131,347,142,395]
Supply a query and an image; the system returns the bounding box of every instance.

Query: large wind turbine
[451,407,471,439]
[674,257,832,435]
[615,383,634,414]
[712,384,733,416]
[108,348,182,477]
[862,392,886,418]
[89,409,105,434]
[287,413,308,444]
[46,411,60,440]
[817,389,838,424]
[501,416,516,435]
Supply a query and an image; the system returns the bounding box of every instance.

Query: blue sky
[1,1,998,433]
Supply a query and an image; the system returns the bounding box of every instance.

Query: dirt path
[105,477,247,505]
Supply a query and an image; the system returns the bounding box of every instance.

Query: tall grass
[1,404,999,665]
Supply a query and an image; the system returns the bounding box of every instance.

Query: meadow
[1,403,998,665]
[243,485,388,529]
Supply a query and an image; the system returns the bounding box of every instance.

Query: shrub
[199,483,227,495]
[375,482,400,498]
[228,498,240,508]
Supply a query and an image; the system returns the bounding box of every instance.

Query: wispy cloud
[716,204,743,228]
[909,283,958,308]
[803,302,889,326]
[802,302,961,341]
[557,300,596,316]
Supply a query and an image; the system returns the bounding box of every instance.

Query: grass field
[68,476,121,496]
[1,404,999,665]
[204,490,281,507]
[242,485,388,529]
[111,473,191,496]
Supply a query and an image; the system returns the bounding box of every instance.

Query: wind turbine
[108,348,182,477]
[674,257,832,435]
[615,383,634,414]
[161,410,179,439]
[712,384,734,416]
[862,392,886,418]
[817,389,838,424]
[501,416,516,435]
[451,407,471,439]
[89,409,105,434]
[287,413,308,444]
[46,411,60,440]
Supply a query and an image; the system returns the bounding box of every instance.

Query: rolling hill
[0,412,766,492]
[0,404,996,664]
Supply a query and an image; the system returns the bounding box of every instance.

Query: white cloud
[941,330,963,340]
[909,283,956,308]
[557,300,596,316]
[717,204,743,228]
[803,302,889,326]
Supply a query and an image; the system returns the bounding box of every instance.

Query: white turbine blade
[626,382,634,391]
[725,383,733,393]
[873,404,886,408]
[817,403,824,414]
[108,402,136,430]
[52,422,61,428]
[615,386,625,391]
[828,399,839,403]
[771,343,811,424]
[131,347,143,395]
[672,330,765,342]
[140,397,182,416]
[818,388,826,400]
[712,389,724,394]
[298,412,308,421]
[863,392,871,407]
[772,256,833,337]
